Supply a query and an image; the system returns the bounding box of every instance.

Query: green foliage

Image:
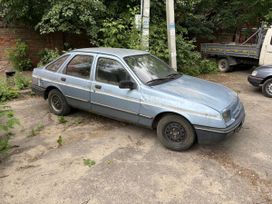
[182,59,218,76]
[0,80,18,103]
[0,105,19,152]
[37,48,60,67]
[99,6,141,49]
[0,0,48,25]
[7,40,32,71]
[58,116,68,124]
[83,159,96,167]
[149,21,217,76]
[14,72,31,90]
[28,124,44,137]
[0,136,9,152]
[265,10,272,24]
[36,0,105,39]
[57,135,63,147]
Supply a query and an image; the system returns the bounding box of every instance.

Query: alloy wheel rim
[51,95,62,112]
[164,122,187,143]
[266,82,272,95]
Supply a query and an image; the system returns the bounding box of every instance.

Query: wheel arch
[44,86,62,99]
[152,112,194,130]
[261,75,272,85]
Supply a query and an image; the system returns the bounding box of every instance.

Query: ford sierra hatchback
[32,48,245,151]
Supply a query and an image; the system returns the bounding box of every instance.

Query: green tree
[36,0,105,40]
[0,0,48,26]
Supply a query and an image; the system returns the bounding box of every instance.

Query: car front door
[59,54,94,111]
[91,55,141,123]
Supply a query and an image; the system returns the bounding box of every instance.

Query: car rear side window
[46,55,69,72]
[96,58,131,85]
[65,55,93,79]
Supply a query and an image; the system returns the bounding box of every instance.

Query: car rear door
[91,55,141,123]
[58,53,94,111]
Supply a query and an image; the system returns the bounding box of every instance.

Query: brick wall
[0,21,91,72]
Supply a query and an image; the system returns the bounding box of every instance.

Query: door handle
[60,77,66,82]
[95,84,102,89]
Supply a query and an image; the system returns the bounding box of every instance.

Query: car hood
[152,75,237,111]
[255,65,272,72]
[256,65,272,70]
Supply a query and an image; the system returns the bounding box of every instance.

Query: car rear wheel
[48,89,71,115]
[262,78,272,98]
[218,58,232,72]
[157,114,195,151]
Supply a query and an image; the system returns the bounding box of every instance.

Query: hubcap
[51,95,62,112]
[164,122,186,143]
[266,82,272,95]
[220,62,226,69]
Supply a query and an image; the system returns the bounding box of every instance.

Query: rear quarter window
[46,55,69,72]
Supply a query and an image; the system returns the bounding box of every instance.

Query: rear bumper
[32,84,45,97]
[248,75,263,87]
[195,108,245,144]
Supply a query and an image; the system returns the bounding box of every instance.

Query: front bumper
[194,107,246,144]
[248,75,263,87]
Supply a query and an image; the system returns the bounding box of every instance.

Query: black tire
[157,114,195,151]
[262,78,272,98]
[218,58,232,72]
[48,89,71,115]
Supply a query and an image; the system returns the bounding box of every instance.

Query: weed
[57,135,63,147]
[73,118,83,125]
[58,116,67,124]
[0,136,10,152]
[83,159,96,167]
[28,124,44,137]
[0,80,18,102]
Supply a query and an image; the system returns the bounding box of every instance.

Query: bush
[14,72,31,90]
[37,48,60,67]
[99,8,217,77]
[7,39,32,71]
[149,23,217,76]
[0,80,18,103]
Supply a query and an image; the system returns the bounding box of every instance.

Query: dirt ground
[1,69,272,204]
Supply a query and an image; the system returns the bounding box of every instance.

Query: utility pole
[141,0,150,51]
[166,0,177,70]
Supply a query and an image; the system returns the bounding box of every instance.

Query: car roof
[70,47,149,58]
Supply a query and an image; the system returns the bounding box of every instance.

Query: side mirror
[119,80,136,90]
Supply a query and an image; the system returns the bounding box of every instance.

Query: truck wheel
[157,114,195,151]
[218,58,232,72]
[48,89,71,115]
[262,79,272,98]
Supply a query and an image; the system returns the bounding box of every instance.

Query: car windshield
[124,54,179,85]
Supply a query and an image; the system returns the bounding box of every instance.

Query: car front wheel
[262,78,272,98]
[157,114,195,151]
[48,89,71,115]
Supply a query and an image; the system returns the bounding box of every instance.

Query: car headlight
[251,70,258,77]
[222,110,231,123]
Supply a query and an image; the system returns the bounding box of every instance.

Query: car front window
[96,57,131,85]
[124,54,178,84]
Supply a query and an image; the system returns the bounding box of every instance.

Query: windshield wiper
[166,73,182,79]
[146,78,169,85]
